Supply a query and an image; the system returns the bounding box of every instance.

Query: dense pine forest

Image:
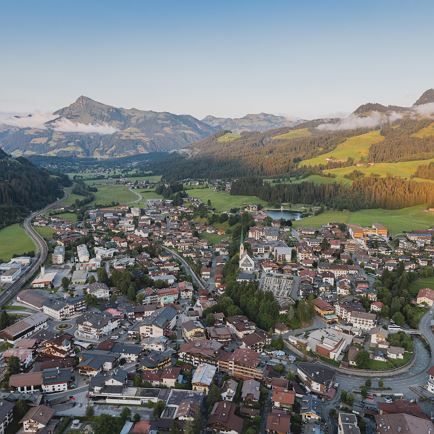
[231,176,434,210]
[0,149,71,228]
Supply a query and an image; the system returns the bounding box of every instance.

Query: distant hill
[0,149,70,228]
[0,96,217,158]
[202,113,296,132]
[414,88,434,106]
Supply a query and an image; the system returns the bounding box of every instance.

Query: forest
[414,162,434,180]
[230,175,434,210]
[0,149,71,228]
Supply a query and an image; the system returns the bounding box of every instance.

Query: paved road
[161,246,206,291]
[0,193,67,307]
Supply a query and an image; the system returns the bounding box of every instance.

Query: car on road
[383,396,393,403]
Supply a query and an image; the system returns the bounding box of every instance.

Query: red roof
[417,288,434,301]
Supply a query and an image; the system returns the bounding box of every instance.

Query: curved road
[161,246,206,291]
[0,193,68,307]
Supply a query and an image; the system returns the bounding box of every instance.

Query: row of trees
[231,175,434,210]
[414,161,434,180]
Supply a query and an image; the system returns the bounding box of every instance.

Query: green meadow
[0,224,34,261]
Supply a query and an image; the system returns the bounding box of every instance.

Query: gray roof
[0,400,14,421]
[298,362,335,386]
[143,306,177,329]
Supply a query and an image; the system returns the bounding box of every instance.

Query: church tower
[239,229,245,257]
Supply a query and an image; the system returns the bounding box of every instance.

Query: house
[77,244,90,263]
[78,350,118,376]
[86,282,111,299]
[217,348,263,381]
[348,311,376,331]
[271,388,295,410]
[20,405,55,433]
[141,349,174,371]
[52,245,65,265]
[387,346,405,360]
[266,408,291,434]
[338,412,360,434]
[76,311,119,341]
[9,372,43,393]
[297,362,335,397]
[179,339,223,367]
[0,313,49,344]
[141,367,181,388]
[427,366,434,394]
[31,268,56,289]
[221,379,239,402]
[370,327,389,348]
[312,298,337,323]
[208,401,244,434]
[241,379,261,403]
[182,320,206,341]
[139,306,177,338]
[89,369,128,396]
[41,368,74,393]
[300,395,322,422]
[375,413,434,434]
[416,288,434,307]
[191,363,217,393]
[0,400,14,434]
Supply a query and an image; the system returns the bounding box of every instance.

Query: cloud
[317,111,405,131]
[51,118,118,134]
[0,112,57,129]
[413,102,434,116]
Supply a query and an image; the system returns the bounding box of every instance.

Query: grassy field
[272,128,311,141]
[187,188,267,212]
[217,132,242,142]
[134,190,163,207]
[409,276,434,297]
[411,122,434,138]
[35,226,55,240]
[293,205,434,234]
[301,131,384,167]
[325,158,434,182]
[200,232,224,245]
[0,224,34,261]
[293,174,348,185]
[52,212,78,223]
[89,184,137,206]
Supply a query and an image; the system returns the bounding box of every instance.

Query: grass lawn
[200,232,224,245]
[301,131,384,167]
[135,190,163,207]
[217,132,242,142]
[409,277,434,297]
[293,174,348,185]
[325,157,434,183]
[52,212,78,223]
[272,128,311,141]
[0,224,34,261]
[366,352,413,370]
[89,184,137,206]
[411,122,434,138]
[187,188,267,212]
[35,226,55,240]
[293,205,434,234]
[61,192,84,207]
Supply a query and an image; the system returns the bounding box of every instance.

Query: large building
[0,313,49,344]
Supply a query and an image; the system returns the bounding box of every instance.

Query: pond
[265,209,302,221]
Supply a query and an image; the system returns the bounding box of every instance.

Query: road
[129,187,142,204]
[161,246,206,291]
[0,193,68,307]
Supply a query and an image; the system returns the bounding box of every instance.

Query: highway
[0,193,67,307]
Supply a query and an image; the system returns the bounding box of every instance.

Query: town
[0,187,434,434]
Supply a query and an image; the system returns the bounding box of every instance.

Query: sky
[1,0,434,119]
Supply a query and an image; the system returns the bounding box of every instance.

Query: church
[238,232,256,273]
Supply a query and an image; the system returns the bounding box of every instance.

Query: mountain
[0,96,217,158]
[353,103,407,116]
[413,88,434,106]
[0,149,70,228]
[202,113,296,132]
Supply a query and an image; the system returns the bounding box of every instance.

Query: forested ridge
[231,176,434,210]
[0,149,71,228]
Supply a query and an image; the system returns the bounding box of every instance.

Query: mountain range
[1,90,434,160]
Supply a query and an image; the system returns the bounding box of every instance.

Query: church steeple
[239,228,245,257]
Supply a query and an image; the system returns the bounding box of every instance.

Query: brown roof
[272,389,295,406]
[208,401,244,433]
[266,408,291,433]
[21,405,54,425]
[378,400,429,420]
[9,372,42,388]
[231,348,260,368]
[417,287,434,301]
[375,413,434,434]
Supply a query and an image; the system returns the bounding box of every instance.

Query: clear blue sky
[1,0,434,118]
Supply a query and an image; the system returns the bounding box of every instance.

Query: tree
[133,413,140,422]
[355,350,370,369]
[0,310,10,329]
[170,421,182,434]
[61,277,70,291]
[92,414,122,434]
[120,407,131,423]
[127,284,136,301]
[97,267,109,284]
[360,385,368,399]
[88,275,96,284]
[153,400,165,418]
[365,379,371,388]
[206,384,222,411]
[86,406,95,417]
[7,356,20,375]
[392,312,405,326]
[378,379,384,388]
